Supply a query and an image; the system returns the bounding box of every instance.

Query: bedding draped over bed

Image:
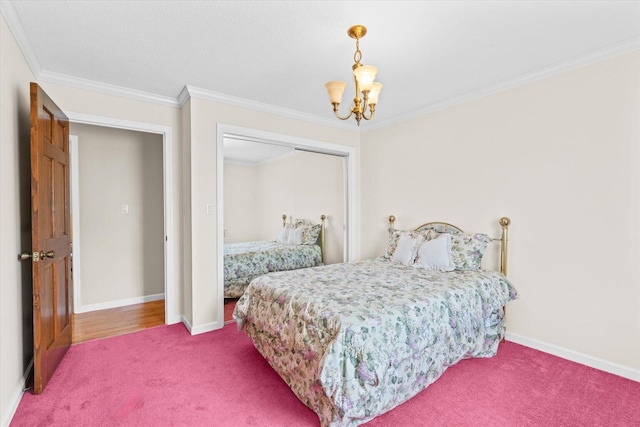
[234,257,518,427]
[224,241,322,298]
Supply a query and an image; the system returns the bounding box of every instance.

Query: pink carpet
[11,323,640,426]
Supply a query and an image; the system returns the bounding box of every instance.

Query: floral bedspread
[224,241,322,298]
[234,257,518,427]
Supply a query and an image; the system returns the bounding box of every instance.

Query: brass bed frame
[282,213,327,263]
[388,215,511,275]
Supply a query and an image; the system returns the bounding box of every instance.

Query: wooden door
[29,82,72,394]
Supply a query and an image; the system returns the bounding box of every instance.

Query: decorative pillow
[287,227,303,245]
[449,233,492,270]
[301,223,321,245]
[292,219,315,229]
[391,233,423,265]
[290,219,322,246]
[385,228,437,259]
[414,234,455,271]
[276,226,290,243]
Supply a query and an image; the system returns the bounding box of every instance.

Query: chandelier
[325,25,382,126]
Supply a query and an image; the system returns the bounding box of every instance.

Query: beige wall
[361,51,640,372]
[0,12,35,425]
[254,153,295,240]
[181,100,192,325]
[71,123,164,307]
[223,162,260,243]
[183,96,219,331]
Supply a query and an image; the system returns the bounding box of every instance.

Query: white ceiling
[3,1,639,129]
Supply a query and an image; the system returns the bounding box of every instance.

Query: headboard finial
[499,217,511,228]
[388,215,396,229]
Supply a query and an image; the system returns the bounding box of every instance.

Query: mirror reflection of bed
[224,213,325,292]
[223,137,346,319]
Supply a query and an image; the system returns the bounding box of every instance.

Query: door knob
[18,250,54,262]
[18,252,36,261]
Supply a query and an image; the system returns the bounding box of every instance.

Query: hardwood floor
[72,300,165,343]
[224,298,238,323]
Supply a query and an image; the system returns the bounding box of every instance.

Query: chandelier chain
[353,39,362,65]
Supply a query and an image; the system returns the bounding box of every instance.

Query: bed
[233,215,518,426]
[224,214,326,298]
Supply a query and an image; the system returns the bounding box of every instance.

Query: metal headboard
[282,214,327,263]
[388,215,511,276]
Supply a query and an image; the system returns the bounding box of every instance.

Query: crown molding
[0,0,42,77]
[38,70,180,108]
[177,85,191,107]
[180,85,359,133]
[364,37,640,132]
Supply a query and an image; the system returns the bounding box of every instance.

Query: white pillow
[287,227,303,245]
[415,234,455,271]
[276,227,290,243]
[391,234,422,265]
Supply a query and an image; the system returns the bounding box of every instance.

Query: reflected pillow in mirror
[301,224,321,245]
[287,227,303,245]
[276,226,290,243]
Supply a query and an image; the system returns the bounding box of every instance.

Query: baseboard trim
[189,321,222,335]
[181,315,193,334]
[506,331,640,382]
[181,315,222,336]
[74,293,165,314]
[2,358,33,427]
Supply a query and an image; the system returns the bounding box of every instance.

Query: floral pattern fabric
[384,228,436,259]
[449,233,492,270]
[224,241,322,298]
[292,219,323,245]
[234,257,518,427]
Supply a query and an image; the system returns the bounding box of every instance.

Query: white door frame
[216,124,357,324]
[68,112,176,324]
